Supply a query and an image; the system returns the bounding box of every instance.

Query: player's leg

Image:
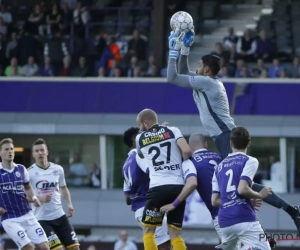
[135,206,170,250]
[38,220,64,250]
[51,215,80,250]
[141,188,164,250]
[252,183,300,233]
[217,224,241,250]
[1,218,34,250]
[166,193,186,250]
[238,221,271,250]
[213,216,223,244]
[24,213,49,250]
[155,216,170,250]
[214,131,232,159]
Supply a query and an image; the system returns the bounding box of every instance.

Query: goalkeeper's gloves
[168,28,184,59]
[181,29,195,56]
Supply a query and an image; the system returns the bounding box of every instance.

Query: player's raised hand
[168,28,185,59]
[259,187,272,199]
[251,199,262,211]
[181,28,195,56]
[0,207,6,215]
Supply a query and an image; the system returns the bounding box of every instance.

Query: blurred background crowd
[0,0,300,78]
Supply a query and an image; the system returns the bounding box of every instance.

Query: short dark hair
[230,127,251,150]
[32,138,47,148]
[123,127,140,148]
[0,138,13,150]
[201,54,221,75]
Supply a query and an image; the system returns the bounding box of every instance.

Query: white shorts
[213,216,222,240]
[216,221,271,250]
[135,207,170,246]
[2,211,48,248]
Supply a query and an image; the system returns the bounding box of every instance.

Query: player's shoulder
[245,155,259,164]
[27,164,35,171]
[49,162,64,171]
[15,163,27,170]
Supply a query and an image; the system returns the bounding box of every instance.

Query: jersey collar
[193,148,208,154]
[228,152,246,156]
[128,149,137,155]
[0,162,18,172]
[34,162,51,170]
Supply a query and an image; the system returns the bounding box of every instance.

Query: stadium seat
[272,2,288,17]
[290,3,300,18]
[121,0,135,7]
[200,1,218,20]
[276,36,291,52]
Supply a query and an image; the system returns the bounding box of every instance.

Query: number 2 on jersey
[225,169,236,192]
[148,142,171,166]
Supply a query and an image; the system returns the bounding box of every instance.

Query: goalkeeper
[166,29,300,240]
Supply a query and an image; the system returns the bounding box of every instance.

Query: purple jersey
[182,149,222,219]
[212,152,259,228]
[122,149,150,212]
[0,163,31,221]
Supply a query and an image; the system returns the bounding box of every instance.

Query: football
[170,11,194,33]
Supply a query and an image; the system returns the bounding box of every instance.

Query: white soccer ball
[170,11,194,33]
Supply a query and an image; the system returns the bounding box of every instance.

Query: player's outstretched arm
[178,55,197,76]
[178,30,197,76]
[167,58,212,91]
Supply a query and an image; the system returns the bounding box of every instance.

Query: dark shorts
[215,131,232,159]
[142,185,185,230]
[39,215,80,250]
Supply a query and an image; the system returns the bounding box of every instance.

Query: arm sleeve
[182,159,197,180]
[171,126,183,141]
[59,167,67,187]
[136,154,149,174]
[212,171,220,193]
[240,157,259,186]
[178,55,197,76]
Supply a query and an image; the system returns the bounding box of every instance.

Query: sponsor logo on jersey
[154,164,180,171]
[52,170,59,176]
[0,181,24,193]
[142,128,172,146]
[36,180,58,190]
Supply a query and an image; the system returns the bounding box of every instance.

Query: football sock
[143,233,158,250]
[171,237,186,250]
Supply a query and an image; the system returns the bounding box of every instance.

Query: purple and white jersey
[0,163,31,221]
[212,152,259,228]
[123,149,150,212]
[182,149,222,219]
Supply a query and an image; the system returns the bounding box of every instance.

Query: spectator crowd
[0,0,300,78]
[214,27,300,78]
